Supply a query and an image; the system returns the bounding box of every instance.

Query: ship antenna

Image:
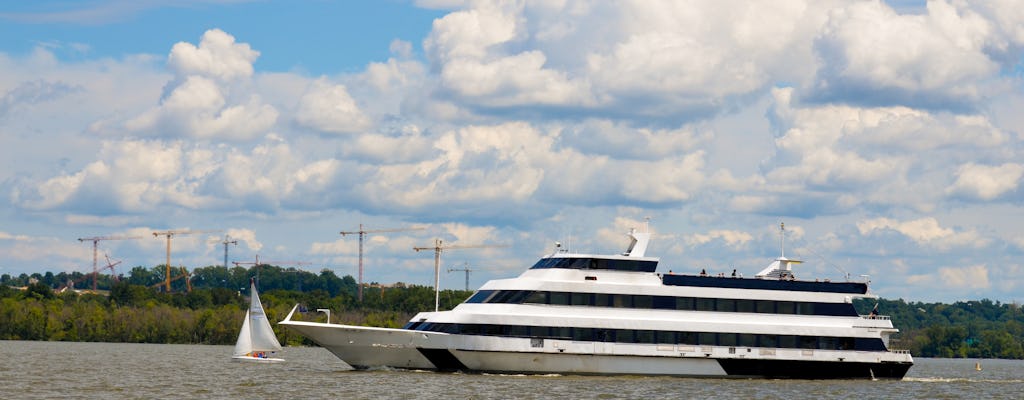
[780,222,785,258]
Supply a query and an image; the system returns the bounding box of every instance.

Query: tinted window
[736,299,755,313]
[524,291,547,304]
[571,292,591,306]
[466,290,495,303]
[717,298,736,312]
[696,298,716,311]
[719,333,737,346]
[634,295,653,308]
[676,297,695,310]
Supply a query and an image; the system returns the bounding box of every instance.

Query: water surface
[3,341,1022,399]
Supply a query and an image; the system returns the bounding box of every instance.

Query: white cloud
[812,1,999,108]
[684,230,754,249]
[4,3,1024,301]
[856,217,988,249]
[117,29,278,141]
[167,28,259,81]
[294,78,372,134]
[938,264,990,290]
[946,162,1024,200]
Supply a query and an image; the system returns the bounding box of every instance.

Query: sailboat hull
[232,355,285,363]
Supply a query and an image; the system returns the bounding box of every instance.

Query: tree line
[2,265,1024,359]
[0,264,471,346]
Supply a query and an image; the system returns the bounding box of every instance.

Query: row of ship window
[529,257,658,272]
[465,290,859,317]
[403,321,887,352]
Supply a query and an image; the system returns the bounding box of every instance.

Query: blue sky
[2,0,1023,303]
[0,1,446,73]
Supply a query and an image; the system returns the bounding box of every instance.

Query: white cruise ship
[280,226,913,379]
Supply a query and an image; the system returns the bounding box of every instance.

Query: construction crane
[217,235,238,269]
[59,255,122,292]
[152,229,221,292]
[414,239,505,311]
[149,266,195,292]
[340,224,424,302]
[232,254,311,288]
[447,263,473,291]
[77,235,145,291]
[102,254,123,283]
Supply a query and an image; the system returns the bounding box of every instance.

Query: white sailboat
[232,278,284,363]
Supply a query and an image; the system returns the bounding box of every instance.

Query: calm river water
[3,340,1023,399]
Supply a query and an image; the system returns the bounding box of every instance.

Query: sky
[1,0,1023,303]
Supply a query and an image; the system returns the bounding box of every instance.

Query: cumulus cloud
[856,217,988,249]
[167,28,259,81]
[117,29,278,140]
[938,264,990,290]
[420,1,830,119]
[294,78,372,134]
[811,1,1000,109]
[5,2,1024,301]
[684,230,754,249]
[946,162,1024,200]
[755,87,1017,216]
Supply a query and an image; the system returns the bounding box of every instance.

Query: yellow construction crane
[152,229,221,292]
[77,235,145,291]
[149,266,195,292]
[340,224,424,302]
[414,239,505,311]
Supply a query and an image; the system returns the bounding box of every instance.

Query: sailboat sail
[232,310,253,356]
[232,279,282,359]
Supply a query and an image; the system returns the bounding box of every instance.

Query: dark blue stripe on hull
[717,359,912,379]
[663,274,868,294]
[416,348,468,372]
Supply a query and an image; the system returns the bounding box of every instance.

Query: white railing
[860,314,890,320]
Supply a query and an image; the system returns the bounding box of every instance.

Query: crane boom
[447,264,473,291]
[77,235,145,291]
[340,224,425,302]
[414,239,506,311]
[152,229,221,292]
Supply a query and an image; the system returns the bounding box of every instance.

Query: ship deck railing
[860,314,891,320]
[890,349,912,355]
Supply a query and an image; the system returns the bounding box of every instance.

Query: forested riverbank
[1,265,1023,358]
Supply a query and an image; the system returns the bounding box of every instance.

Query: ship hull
[280,320,911,379]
